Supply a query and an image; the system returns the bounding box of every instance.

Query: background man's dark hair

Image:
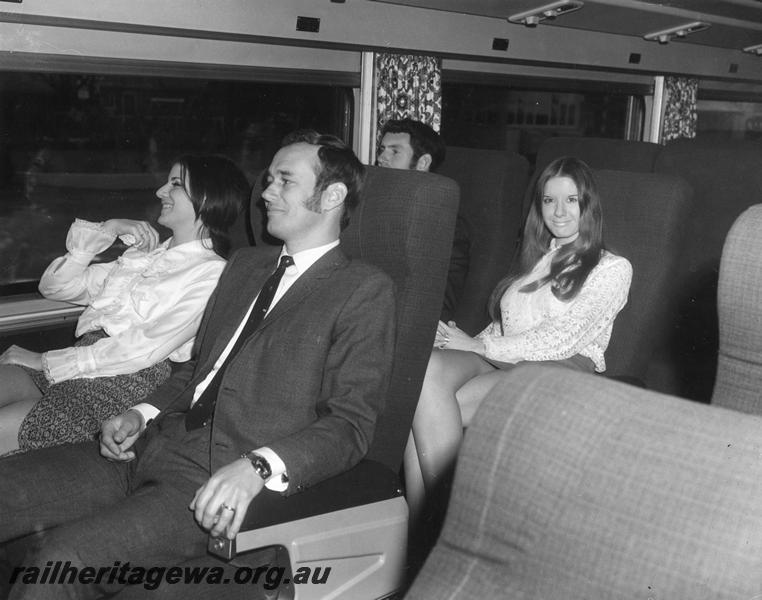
[380,118,446,172]
[281,129,365,229]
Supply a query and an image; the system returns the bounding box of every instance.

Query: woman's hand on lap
[435,321,486,355]
[0,345,43,370]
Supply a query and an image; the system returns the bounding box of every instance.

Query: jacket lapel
[200,249,279,369]
[199,246,348,371]
[255,246,348,334]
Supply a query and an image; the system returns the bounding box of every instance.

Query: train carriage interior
[3,0,762,598]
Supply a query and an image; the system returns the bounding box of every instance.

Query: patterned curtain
[375,53,442,135]
[661,76,698,144]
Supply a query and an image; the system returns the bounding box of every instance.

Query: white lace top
[38,219,226,384]
[476,245,632,372]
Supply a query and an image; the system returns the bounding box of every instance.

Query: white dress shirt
[133,239,340,490]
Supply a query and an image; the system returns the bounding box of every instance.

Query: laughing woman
[0,155,248,454]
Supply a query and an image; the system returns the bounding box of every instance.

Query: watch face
[251,454,272,480]
[242,451,272,480]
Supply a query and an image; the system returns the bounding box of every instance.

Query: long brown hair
[488,157,604,323]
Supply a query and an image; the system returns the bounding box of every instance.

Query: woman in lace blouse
[406,156,632,513]
[0,155,248,454]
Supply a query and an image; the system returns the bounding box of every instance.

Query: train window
[441,78,643,165]
[0,70,353,294]
[696,99,762,141]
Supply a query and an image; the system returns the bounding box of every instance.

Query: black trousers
[0,414,277,600]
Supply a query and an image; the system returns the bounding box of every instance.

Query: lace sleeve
[480,255,632,364]
[475,319,500,339]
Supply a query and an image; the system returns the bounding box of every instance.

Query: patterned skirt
[17,331,171,451]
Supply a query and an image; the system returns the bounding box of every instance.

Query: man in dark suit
[0,131,396,599]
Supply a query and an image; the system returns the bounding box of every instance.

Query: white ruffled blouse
[38,219,226,384]
[477,245,632,372]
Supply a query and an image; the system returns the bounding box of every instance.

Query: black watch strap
[241,451,272,481]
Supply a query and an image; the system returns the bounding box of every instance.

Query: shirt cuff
[253,446,289,492]
[42,347,83,384]
[68,219,117,254]
[130,403,160,429]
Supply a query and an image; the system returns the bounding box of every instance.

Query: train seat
[711,204,762,414]
[207,165,460,599]
[654,138,762,401]
[405,364,762,599]
[525,136,663,226]
[535,135,662,174]
[593,168,693,384]
[437,146,530,335]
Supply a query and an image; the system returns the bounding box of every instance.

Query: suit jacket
[144,244,396,496]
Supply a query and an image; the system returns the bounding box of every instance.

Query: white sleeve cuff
[254,446,289,492]
[42,347,83,383]
[69,219,117,253]
[130,403,161,429]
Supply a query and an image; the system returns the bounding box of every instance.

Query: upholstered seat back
[341,166,459,469]
[437,146,530,335]
[654,139,762,400]
[712,204,762,414]
[593,168,693,381]
[535,136,661,174]
[406,365,762,599]
[525,137,662,229]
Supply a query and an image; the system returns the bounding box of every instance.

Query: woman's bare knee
[0,365,42,407]
[0,397,38,454]
[456,369,511,426]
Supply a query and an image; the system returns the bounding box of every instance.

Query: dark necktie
[185,254,295,430]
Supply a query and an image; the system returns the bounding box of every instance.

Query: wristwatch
[241,451,272,481]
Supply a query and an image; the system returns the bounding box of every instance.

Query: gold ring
[221,503,235,512]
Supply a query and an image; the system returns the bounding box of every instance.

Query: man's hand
[0,345,43,370]
[100,409,144,461]
[190,458,265,540]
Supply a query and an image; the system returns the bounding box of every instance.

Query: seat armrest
[208,459,401,559]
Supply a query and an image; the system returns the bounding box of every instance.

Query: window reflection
[0,71,351,291]
[697,99,762,141]
[442,82,634,166]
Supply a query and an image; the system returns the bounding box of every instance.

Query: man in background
[377,118,446,172]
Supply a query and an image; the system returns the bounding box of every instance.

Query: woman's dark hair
[488,156,604,323]
[176,154,249,258]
